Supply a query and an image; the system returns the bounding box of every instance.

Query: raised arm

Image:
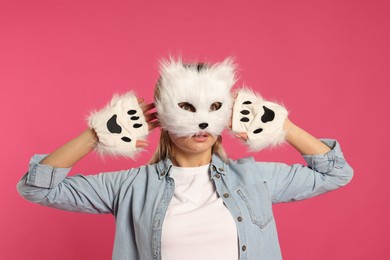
[17,96,158,214]
[231,89,353,202]
[283,118,330,155]
[39,128,98,168]
[231,89,331,156]
[40,98,157,168]
[255,119,353,203]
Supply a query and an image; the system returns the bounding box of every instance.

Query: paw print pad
[88,91,149,158]
[106,108,145,143]
[239,105,276,135]
[232,89,288,151]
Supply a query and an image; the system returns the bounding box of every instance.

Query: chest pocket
[236,182,273,229]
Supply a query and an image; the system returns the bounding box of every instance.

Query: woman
[17,58,353,260]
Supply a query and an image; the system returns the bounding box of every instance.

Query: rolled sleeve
[260,138,353,203]
[17,154,133,214]
[303,139,347,174]
[26,154,71,188]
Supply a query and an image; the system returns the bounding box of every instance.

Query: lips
[193,132,209,137]
[192,132,210,142]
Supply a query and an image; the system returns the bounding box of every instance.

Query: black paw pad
[253,128,263,134]
[127,110,143,128]
[107,115,122,134]
[261,106,275,123]
[106,107,144,143]
[121,137,131,142]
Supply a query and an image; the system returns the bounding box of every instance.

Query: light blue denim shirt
[17,139,353,260]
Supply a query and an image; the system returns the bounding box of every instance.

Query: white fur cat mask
[155,58,236,138]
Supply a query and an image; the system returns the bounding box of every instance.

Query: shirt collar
[156,154,227,180]
[156,157,173,180]
[210,153,227,177]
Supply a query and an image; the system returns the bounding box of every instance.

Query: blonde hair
[149,63,229,164]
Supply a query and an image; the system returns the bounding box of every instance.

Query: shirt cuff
[26,154,71,188]
[302,139,347,174]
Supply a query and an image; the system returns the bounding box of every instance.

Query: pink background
[1,0,389,259]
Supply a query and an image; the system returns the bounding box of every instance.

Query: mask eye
[209,102,222,112]
[178,102,196,112]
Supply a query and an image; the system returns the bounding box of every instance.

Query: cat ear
[158,56,237,91]
[210,57,237,90]
[159,57,186,82]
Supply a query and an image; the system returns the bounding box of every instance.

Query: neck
[170,150,212,167]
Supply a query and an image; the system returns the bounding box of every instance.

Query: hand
[229,93,249,141]
[88,91,154,158]
[235,132,248,141]
[136,98,159,148]
[229,88,288,151]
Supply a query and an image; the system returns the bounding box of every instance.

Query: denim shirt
[17,139,353,260]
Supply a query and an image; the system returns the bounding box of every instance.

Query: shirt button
[237,216,243,222]
[212,165,217,171]
[242,245,247,251]
[160,171,165,176]
[215,173,221,178]
[218,167,224,172]
[223,193,229,198]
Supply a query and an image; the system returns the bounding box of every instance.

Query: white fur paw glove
[87,91,149,158]
[232,88,288,151]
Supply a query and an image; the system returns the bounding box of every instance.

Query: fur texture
[88,91,149,158]
[156,57,237,137]
[232,88,288,151]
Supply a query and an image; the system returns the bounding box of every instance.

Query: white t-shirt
[161,164,239,260]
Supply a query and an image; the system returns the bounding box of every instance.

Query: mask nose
[198,123,208,130]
